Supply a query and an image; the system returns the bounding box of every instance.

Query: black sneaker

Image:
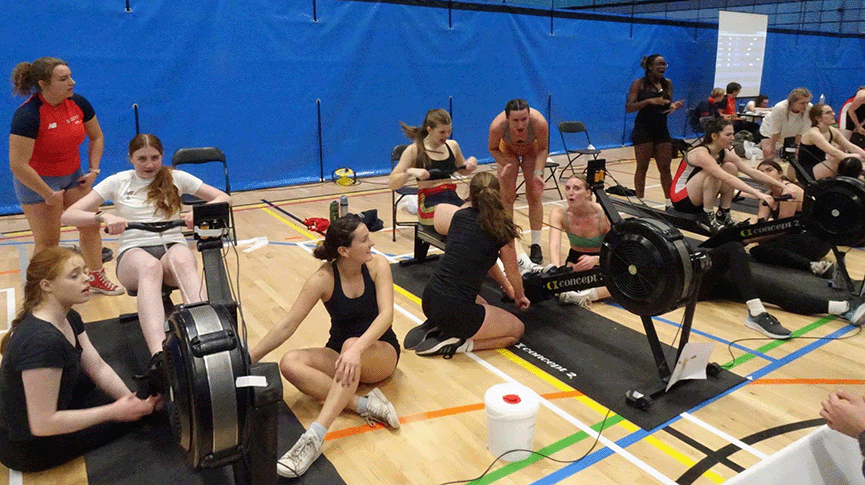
[403,320,439,350]
[715,209,735,228]
[696,211,723,234]
[415,334,467,359]
[529,244,543,264]
[102,247,113,263]
[745,312,792,339]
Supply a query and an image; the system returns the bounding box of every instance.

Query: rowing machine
[126,203,282,485]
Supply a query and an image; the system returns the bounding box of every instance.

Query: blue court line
[603,301,777,363]
[529,322,857,484]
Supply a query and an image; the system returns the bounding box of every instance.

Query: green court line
[467,314,836,484]
[469,415,625,485]
[721,316,836,368]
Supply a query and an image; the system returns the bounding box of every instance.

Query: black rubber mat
[83,316,345,485]
[393,261,746,431]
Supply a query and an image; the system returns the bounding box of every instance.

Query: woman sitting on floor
[62,134,230,357]
[670,119,781,233]
[249,215,400,478]
[0,247,157,473]
[747,160,833,276]
[403,171,529,357]
[544,174,611,306]
[389,108,477,235]
[799,103,865,181]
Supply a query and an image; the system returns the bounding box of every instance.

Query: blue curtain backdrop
[1,0,863,214]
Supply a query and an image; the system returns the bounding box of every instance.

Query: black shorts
[325,329,401,361]
[671,196,703,214]
[421,286,485,340]
[631,122,671,145]
[566,249,600,265]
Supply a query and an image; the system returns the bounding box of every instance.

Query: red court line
[753,378,865,385]
[0,269,21,275]
[323,390,583,441]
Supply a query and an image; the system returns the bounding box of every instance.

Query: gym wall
[1,0,862,214]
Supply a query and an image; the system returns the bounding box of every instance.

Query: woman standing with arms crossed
[0,247,157,472]
[626,54,683,205]
[249,215,400,478]
[9,57,122,295]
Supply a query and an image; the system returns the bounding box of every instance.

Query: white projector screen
[714,11,768,98]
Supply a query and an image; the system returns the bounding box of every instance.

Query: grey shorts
[13,167,85,205]
[115,243,182,276]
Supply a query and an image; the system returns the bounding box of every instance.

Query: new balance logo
[48,122,57,129]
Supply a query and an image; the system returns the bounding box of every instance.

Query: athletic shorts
[566,249,600,265]
[671,196,703,214]
[13,167,85,205]
[115,243,183,278]
[325,329,401,361]
[421,286,485,340]
[418,184,463,226]
[499,138,539,159]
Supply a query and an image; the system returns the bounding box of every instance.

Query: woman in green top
[547,175,612,306]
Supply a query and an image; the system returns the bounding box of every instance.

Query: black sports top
[425,207,502,302]
[323,262,383,343]
[798,130,832,176]
[426,143,457,172]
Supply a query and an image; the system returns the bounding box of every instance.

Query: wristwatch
[89,168,101,176]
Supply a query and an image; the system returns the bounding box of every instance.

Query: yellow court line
[261,208,320,240]
[397,282,724,483]
[265,206,723,483]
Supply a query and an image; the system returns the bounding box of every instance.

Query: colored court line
[391,282,725,484]
[323,390,584,441]
[535,319,858,485]
[261,207,319,240]
[0,270,20,275]
[752,378,865,385]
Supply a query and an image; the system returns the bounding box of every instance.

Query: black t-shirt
[426,207,503,302]
[0,310,85,441]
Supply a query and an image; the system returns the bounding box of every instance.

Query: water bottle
[329,200,339,222]
[339,195,348,217]
[819,93,825,105]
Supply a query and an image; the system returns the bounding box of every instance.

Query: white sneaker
[277,428,323,478]
[558,290,592,308]
[362,388,400,429]
[810,260,834,277]
[517,252,536,275]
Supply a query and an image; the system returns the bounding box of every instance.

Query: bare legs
[633,141,672,200]
[278,339,398,429]
[116,243,203,355]
[470,295,525,350]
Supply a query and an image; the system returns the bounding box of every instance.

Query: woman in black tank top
[799,103,865,180]
[389,108,477,234]
[250,215,400,478]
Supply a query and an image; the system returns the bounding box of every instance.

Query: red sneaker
[89,268,125,296]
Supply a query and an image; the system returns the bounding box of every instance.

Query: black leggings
[699,242,828,316]
[0,384,141,472]
[749,232,831,273]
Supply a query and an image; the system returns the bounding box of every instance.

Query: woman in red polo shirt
[9,57,122,295]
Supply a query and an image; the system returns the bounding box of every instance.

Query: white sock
[308,422,327,442]
[531,230,542,246]
[588,288,600,301]
[746,298,766,317]
[828,300,849,315]
[457,339,474,353]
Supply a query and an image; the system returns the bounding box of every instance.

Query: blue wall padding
[1,0,863,214]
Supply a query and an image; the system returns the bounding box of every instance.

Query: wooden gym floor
[0,146,863,485]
